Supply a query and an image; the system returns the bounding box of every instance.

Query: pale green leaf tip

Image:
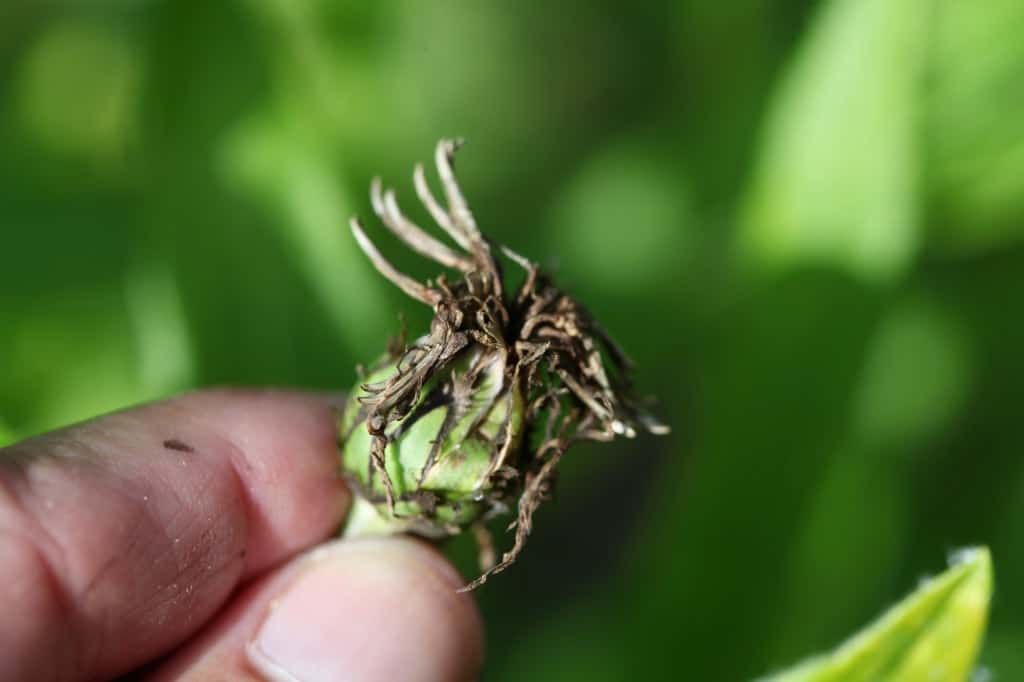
[759,546,993,682]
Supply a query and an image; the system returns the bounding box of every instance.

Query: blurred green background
[2,0,1023,679]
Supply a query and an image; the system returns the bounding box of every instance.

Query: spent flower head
[337,139,668,590]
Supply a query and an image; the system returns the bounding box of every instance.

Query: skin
[0,389,484,682]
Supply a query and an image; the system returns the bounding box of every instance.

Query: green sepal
[337,345,524,534]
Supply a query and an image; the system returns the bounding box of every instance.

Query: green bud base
[341,495,410,539]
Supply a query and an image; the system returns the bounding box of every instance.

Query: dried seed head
[338,139,669,590]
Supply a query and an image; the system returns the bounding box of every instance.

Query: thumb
[145,537,485,682]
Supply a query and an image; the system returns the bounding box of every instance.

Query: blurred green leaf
[620,272,882,681]
[0,419,16,447]
[125,258,195,395]
[220,105,386,354]
[1,291,147,437]
[767,444,910,670]
[15,18,141,163]
[551,137,694,297]
[765,297,974,669]
[738,0,927,282]
[851,297,973,450]
[927,0,1024,252]
[760,548,992,682]
[488,600,628,682]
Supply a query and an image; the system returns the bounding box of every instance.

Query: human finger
[144,537,484,682]
[0,388,348,680]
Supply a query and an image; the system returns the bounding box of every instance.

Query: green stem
[341,495,410,538]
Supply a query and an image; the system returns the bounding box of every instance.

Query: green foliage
[927,0,1024,251]
[15,19,141,162]
[761,548,992,682]
[739,0,927,282]
[2,0,1022,679]
[0,419,15,448]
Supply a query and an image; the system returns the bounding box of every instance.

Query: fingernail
[248,538,483,682]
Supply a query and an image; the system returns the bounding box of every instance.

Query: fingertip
[248,538,483,682]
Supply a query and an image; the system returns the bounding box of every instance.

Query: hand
[0,389,483,681]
